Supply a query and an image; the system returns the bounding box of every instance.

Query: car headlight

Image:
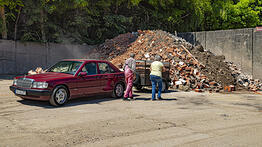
[13,79,17,86]
[32,82,48,88]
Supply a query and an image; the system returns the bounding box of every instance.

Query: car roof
[62,59,109,62]
[62,59,121,73]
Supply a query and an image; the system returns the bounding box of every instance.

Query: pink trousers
[124,68,134,98]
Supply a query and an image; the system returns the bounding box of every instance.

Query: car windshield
[47,61,83,75]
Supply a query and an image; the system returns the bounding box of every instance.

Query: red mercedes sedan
[10,59,125,106]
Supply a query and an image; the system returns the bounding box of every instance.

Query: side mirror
[79,72,87,76]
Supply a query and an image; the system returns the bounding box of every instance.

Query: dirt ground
[1,79,262,147]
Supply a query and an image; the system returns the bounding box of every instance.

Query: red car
[10,59,125,106]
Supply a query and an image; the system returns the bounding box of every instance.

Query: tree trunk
[0,6,7,39]
[40,8,46,42]
[14,7,22,41]
[114,2,118,14]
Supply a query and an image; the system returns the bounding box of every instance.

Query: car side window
[98,63,115,74]
[81,62,97,75]
[71,62,82,72]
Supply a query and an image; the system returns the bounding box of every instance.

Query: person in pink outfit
[123,53,136,100]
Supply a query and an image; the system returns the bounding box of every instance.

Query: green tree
[221,0,261,29]
[0,0,23,39]
[3,0,262,44]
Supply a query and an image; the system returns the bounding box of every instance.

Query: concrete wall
[1,28,262,79]
[253,30,262,79]
[178,28,262,80]
[0,40,15,74]
[0,40,96,75]
[205,29,253,76]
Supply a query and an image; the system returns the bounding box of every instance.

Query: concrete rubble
[227,61,262,92]
[94,32,138,61]
[99,30,262,92]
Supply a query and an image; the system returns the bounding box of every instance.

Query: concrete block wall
[0,40,16,74]
[47,43,94,66]
[16,41,48,74]
[178,28,262,80]
[0,40,95,75]
[253,31,262,79]
[1,28,262,79]
[205,29,253,76]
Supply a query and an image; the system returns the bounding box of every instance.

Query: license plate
[15,89,26,95]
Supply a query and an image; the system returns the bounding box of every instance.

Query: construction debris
[94,32,138,60]
[105,30,262,92]
[227,61,262,92]
[28,67,45,75]
[24,30,262,93]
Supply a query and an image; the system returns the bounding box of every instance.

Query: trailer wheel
[135,84,143,91]
[156,80,168,93]
[133,72,140,85]
[161,81,169,92]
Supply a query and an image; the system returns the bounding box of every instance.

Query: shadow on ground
[17,93,135,109]
[134,88,178,94]
[16,91,177,108]
[134,97,177,101]
[16,87,178,108]
[134,89,177,101]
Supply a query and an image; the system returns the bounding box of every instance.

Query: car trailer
[133,60,171,92]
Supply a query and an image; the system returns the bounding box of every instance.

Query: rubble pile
[188,44,236,89]
[227,62,262,91]
[94,32,138,60]
[110,30,237,92]
[87,29,262,93]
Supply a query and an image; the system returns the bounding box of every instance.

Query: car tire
[49,85,69,106]
[112,82,124,98]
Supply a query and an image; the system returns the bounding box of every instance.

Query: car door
[97,62,116,92]
[76,62,101,96]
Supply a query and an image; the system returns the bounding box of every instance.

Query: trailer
[133,60,171,92]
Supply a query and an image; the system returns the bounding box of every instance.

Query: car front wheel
[112,83,124,98]
[49,85,69,106]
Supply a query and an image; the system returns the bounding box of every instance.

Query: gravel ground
[1,79,262,147]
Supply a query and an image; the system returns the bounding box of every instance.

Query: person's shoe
[157,97,163,100]
[123,97,129,101]
[129,97,135,100]
[151,99,156,101]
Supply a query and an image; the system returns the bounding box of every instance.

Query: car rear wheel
[112,83,124,98]
[49,85,69,106]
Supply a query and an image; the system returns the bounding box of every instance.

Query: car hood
[18,72,75,82]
